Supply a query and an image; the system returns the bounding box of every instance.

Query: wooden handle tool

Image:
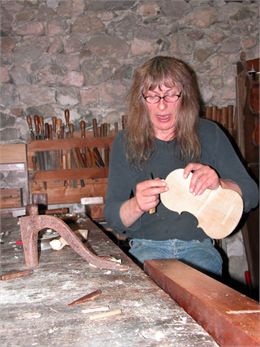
[0,269,33,281]
[64,109,70,137]
[26,115,35,139]
[56,118,62,138]
[114,122,119,134]
[38,116,44,139]
[52,116,57,138]
[80,120,86,138]
[68,289,102,306]
[33,115,40,139]
[92,118,98,137]
[44,122,49,140]
[149,173,156,214]
[92,147,105,167]
[48,124,53,139]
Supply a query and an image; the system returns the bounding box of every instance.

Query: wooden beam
[144,259,260,347]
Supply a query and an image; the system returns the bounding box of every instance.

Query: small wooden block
[144,259,260,347]
[0,188,22,208]
[0,144,27,164]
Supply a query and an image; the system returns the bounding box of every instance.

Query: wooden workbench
[0,215,218,347]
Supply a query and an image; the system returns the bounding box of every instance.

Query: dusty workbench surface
[0,215,219,347]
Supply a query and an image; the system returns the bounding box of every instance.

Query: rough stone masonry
[0,0,259,143]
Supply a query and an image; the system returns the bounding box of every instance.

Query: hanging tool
[56,118,63,169]
[33,115,44,170]
[52,116,57,139]
[64,109,70,138]
[48,123,53,140]
[38,116,45,140]
[114,122,119,134]
[59,118,68,187]
[45,122,55,170]
[43,122,52,170]
[90,119,105,167]
[80,120,88,167]
[69,123,82,187]
[38,116,48,171]
[26,115,35,140]
[92,118,98,137]
[92,147,105,167]
[33,115,39,139]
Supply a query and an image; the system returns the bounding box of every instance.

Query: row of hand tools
[26,110,126,186]
[26,109,124,141]
[203,105,236,138]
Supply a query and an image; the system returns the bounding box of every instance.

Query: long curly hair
[125,56,201,167]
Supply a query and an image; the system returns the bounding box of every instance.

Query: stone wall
[0,0,259,143]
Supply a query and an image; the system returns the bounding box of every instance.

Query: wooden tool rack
[27,132,114,220]
[203,104,237,141]
[236,53,259,299]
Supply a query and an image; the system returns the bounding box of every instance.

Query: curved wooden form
[160,169,243,239]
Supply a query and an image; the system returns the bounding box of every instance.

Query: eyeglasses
[142,91,182,104]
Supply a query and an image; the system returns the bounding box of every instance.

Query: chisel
[64,109,70,138]
[33,115,44,170]
[52,116,57,139]
[92,118,98,137]
[68,289,102,306]
[26,115,35,140]
[149,172,156,214]
[0,269,33,281]
[80,120,88,167]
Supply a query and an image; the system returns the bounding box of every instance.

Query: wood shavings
[81,306,110,314]
[89,308,122,320]
[49,229,88,250]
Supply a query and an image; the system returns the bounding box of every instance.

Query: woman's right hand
[135,178,168,213]
[119,178,168,228]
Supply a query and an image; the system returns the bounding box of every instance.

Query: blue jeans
[129,238,223,277]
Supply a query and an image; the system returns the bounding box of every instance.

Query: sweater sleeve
[202,121,259,213]
[104,132,138,231]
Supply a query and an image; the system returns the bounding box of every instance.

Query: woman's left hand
[183,163,220,195]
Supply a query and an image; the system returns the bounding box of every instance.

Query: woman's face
[143,84,182,141]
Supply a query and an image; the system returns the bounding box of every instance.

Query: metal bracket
[19,205,128,271]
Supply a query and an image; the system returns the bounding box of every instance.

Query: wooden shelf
[27,133,115,219]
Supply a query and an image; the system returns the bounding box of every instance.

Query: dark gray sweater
[105,118,258,241]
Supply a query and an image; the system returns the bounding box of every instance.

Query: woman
[104,56,258,276]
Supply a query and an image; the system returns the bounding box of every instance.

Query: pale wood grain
[160,169,243,239]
